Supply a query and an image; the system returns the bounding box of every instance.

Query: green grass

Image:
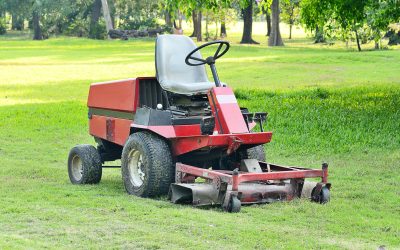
[0,28,399,249]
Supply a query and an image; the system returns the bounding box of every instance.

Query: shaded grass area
[0,36,399,249]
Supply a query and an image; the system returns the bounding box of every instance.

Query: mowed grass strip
[0,35,399,249]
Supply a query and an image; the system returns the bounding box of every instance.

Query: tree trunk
[32,11,43,40]
[215,21,218,40]
[288,6,294,39]
[220,21,226,38]
[178,11,183,30]
[314,25,325,43]
[173,11,183,34]
[108,0,115,28]
[266,12,271,36]
[165,11,172,27]
[12,14,17,30]
[205,12,209,41]
[190,10,202,40]
[190,11,197,37]
[101,0,113,39]
[374,41,379,50]
[240,1,259,44]
[355,30,361,51]
[268,0,284,46]
[89,0,102,39]
[12,14,24,31]
[195,12,202,42]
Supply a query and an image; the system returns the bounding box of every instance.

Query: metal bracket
[227,136,242,155]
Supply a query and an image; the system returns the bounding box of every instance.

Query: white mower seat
[156,35,215,95]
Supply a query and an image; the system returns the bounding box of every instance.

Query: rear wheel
[68,144,102,184]
[121,131,174,197]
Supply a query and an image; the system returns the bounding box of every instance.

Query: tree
[334,0,368,51]
[260,6,271,36]
[221,20,227,37]
[301,0,399,51]
[281,0,300,39]
[194,11,202,41]
[190,10,202,41]
[1,0,31,31]
[268,0,283,46]
[164,0,221,42]
[300,0,332,43]
[32,9,42,40]
[89,0,102,39]
[365,0,400,49]
[101,0,113,38]
[12,14,24,30]
[240,0,259,44]
[24,0,77,40]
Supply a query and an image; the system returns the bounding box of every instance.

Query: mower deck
[170,162,330,212]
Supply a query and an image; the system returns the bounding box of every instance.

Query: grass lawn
[0,26,399,249]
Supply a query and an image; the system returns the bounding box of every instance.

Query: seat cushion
[155,35,215,95]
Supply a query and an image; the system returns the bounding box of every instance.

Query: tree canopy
[0,0,399,50]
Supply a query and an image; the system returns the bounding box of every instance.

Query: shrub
[89,21,107,39]
[119,18,158,31]
[65,19,89,37]
[0,19,7,35]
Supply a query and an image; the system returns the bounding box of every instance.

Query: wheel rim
[71,154,83,181]
[128,149,145,187]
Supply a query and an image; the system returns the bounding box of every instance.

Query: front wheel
[121,131,175,197]
[224,195,241,213]
[311,186,330,204]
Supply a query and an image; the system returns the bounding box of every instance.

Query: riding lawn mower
[68,35,331,212]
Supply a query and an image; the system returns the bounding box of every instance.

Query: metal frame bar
[176,162,329,189]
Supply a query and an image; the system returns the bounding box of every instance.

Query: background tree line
[0,0,399,50]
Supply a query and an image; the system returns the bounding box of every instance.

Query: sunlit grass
[0,27,399,249]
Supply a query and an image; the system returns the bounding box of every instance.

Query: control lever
[253,112,268,132]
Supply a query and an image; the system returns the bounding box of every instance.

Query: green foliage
[88,20,107,39]
[0,18,6,35]
[119,18,159,31]
[280,0,301,26]
[365,0,400,46]
[387,23,400,45]
[116,0,160,29]
[300,0,331,31]
[301,0,400,48]
[164,0,233,20]
[65,19,89,37]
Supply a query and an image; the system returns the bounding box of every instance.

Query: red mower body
[87,77,272,157]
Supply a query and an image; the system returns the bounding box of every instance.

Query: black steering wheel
[185,41,230,66]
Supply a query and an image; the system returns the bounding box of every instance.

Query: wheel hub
[128,149,145,187]
[71,155,83,181]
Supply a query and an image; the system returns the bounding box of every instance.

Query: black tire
[245,145,266,162]
[121,131,174,197]
[226,195,241,213]
[311,186,331,204]
[68,144,102,184]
